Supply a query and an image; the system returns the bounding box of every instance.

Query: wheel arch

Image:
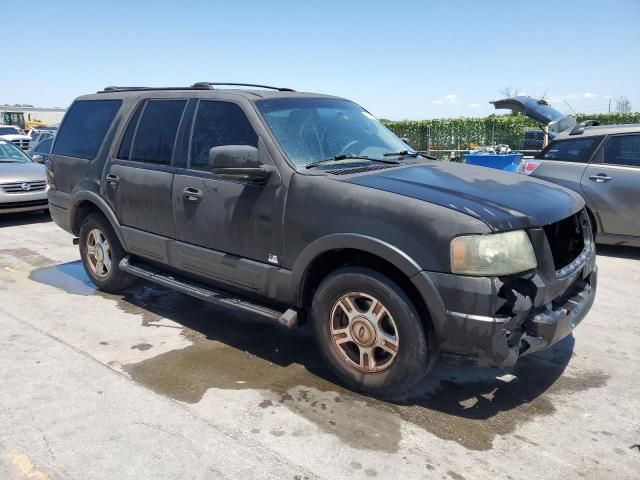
[70,191,127,248]
[291,235,437,335]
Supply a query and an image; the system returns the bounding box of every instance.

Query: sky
[2,0,639,120]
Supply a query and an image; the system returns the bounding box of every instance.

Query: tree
[499,87,520,97]
[615,96,632,114]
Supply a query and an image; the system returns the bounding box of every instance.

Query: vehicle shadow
[0,210,51,227]
[31,260,574,424]
[596,244,640,260]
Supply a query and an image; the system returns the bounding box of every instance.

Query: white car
[0,125,31,151]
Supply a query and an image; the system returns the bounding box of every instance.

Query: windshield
[0,126,21,135]
[256,98,412,167]
[0,142,33,163]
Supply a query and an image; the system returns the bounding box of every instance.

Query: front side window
[189,101,258,171]
[537,136,603,163]
[128,100,186,165]
[604,134,640,167]
[256,98,410,168]
[52,100,121,160]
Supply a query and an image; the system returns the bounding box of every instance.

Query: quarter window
[129,100,186,165]
[537,136,603,163]
[189,101,258,171]
[604,135,640,167]
[52,100,121,160]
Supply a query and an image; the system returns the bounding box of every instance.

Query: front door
[104,99,187,262]
[581,133,640,238]
[171,99,285,293]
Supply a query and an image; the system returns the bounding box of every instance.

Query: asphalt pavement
[1,211,638,479]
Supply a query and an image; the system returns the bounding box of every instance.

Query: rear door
[104,98,187,262]
[530,136,603,193]
[171,99,285,294]
[581,134,640,237]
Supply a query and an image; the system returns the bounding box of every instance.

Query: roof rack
[98,82,295,94]
[569,120,601,136]
[192,82,295,92]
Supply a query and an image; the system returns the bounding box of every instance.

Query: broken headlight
[450,230,537,276]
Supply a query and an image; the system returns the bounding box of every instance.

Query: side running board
[119,256,298,328]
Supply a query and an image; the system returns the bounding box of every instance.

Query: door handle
[183,187,203,202]
[588,174,612,183]
[106,173,120,186]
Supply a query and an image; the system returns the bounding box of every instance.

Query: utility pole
[608,98,612,114]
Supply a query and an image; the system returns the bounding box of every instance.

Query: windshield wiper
[384,150,440,161]
[305,154,399,170]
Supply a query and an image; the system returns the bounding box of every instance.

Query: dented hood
[342,162,584,231]
[490,96,577,134]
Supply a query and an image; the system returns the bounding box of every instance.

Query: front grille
[10,139,30,150]
[543,213,586,271]
[0,199,48,210]
[1,180,47,193]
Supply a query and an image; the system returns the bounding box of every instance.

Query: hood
[0,134,31,141]
[490,96,577,134]
[340,162,584,231]
[0,162,46,183]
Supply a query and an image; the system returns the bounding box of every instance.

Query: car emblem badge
[267,254,279,264]
[21,183,31,191]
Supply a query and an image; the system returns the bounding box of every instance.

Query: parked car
[0,139,49,214]
[0,125,31,151]
[493,96,640,247]
[47,84,597,397]
[29,126,58,146]
[26,136,55,163]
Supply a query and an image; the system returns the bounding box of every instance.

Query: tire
[310,266,434,398]
[78,213,137,292]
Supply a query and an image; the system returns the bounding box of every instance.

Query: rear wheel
[310,267,434,398]
[79,213,137,292]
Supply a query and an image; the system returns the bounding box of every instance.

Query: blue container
[463,152,523,172]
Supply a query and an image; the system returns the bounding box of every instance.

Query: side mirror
[208,145,274,184]
[32,154,44,163]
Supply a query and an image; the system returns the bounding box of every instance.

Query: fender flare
[69,191,128,248]
[289,233,424,304]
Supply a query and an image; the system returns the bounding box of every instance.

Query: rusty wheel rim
[329,292,399,373]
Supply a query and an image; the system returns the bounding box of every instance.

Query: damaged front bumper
[423,226,597,368]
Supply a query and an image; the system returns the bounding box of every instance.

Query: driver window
[189,101,258,171]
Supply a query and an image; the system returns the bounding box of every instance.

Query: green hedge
[383,113,640,152]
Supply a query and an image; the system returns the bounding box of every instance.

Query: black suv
[47,83,597,397]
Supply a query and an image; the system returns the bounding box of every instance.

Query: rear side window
[117,102,144,160]
[53,100,121,160]
[604,134,640,167]
[189,101,258,171]
[129,100,187,165]
[537,136,603,163]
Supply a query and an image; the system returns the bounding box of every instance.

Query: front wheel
[310,267,434,398]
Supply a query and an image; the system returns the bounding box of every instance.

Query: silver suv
[493,96,640,247]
